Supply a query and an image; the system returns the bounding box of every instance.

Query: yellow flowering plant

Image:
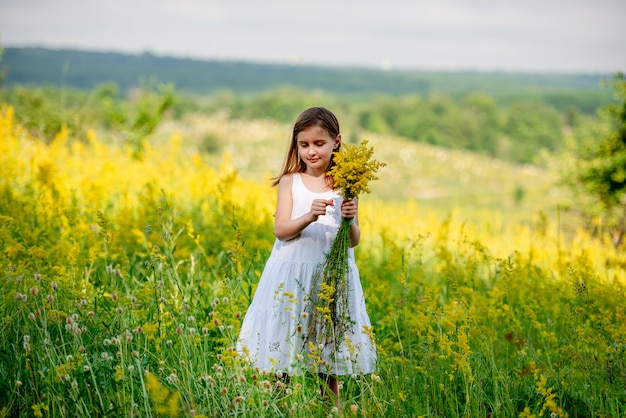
[328,139,386,201]
[307,140,386,352]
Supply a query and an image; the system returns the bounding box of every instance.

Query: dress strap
[292,172,302,193]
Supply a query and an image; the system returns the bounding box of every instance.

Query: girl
[237,106,376,399]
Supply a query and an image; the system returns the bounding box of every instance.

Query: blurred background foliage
[0,47,623,243]
[0,47,611,155]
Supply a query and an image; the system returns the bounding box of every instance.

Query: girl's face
[296,125,340,175]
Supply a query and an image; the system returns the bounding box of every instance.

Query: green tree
[460,93,500,154]
[501,100,564,163]
[0,45,4,81]
[566,73,626,246]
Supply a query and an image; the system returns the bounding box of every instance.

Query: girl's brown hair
[271,106,341,187]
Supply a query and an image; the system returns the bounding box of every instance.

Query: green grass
[2,109,624,417]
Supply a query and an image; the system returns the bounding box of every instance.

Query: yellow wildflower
[328,139,386,200]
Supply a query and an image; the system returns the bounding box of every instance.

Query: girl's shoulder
[276,173,295,193]
[278,173,293,183]
[277,172,299,187]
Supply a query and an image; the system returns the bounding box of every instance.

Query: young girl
[237,106,376,398]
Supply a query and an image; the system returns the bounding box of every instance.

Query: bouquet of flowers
[308,140,386,348]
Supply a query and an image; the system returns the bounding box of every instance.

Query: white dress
[237,173,376,376]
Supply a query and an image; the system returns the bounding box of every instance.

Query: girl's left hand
[341,199,358,221]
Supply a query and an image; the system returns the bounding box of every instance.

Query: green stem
[310,218,353,349]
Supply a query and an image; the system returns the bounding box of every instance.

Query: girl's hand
[310,199,334,222]
[341,199,358,221]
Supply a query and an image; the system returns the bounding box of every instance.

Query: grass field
[1,105,625,417]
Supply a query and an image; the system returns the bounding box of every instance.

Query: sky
[1,0,625,73]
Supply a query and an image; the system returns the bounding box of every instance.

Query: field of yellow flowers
[1,104,625,417]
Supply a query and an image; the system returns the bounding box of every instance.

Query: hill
[0,47,612,97]
[153,114,562,224]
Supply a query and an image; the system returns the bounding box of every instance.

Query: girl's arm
[274,175,334,241]
[341,198,361,247]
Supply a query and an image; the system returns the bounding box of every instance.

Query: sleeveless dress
[237,173,376,376]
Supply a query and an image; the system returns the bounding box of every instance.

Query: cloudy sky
[1,0,625,72]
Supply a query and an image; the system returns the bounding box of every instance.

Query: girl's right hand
[310,199,334,222]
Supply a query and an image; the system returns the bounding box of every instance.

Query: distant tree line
[201,87,605,164]
[1,47,612,101]
[0,80,612,164]
[1,47,619,164]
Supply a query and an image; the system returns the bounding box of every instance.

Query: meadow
[1,104,625,417]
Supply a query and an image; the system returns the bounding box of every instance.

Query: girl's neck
[302,168,326,178]
[300,170,332,192]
